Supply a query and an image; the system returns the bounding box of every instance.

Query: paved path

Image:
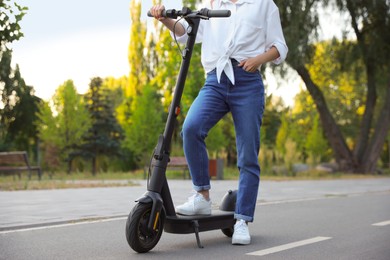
[1,178,390,230]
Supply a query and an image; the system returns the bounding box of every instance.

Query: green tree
[116,0,150,170]
[36,80,90,171]
[275,0,390,173]
[334,0,390,173]
[6,65,41,154]
[305,114,329,165]
[307,40,366,140]
[275,114,289,162]
[103,76,127,110]
[123,83,165,166]
[0,0,30,150]
[289,88,317,162]
[0,53,41,157]
[55,80,91,171]
[261,95,286,147]
[0,0,26,52]
[128,0,148,97]
[36,101,57,145]
[77,77,123,175]
[117,0,148,125]
[36,101,60,171]
[54,80,91,146]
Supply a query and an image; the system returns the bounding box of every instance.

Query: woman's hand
[150,5,166,21]
[239,46,281,72]
[238,57,262,73]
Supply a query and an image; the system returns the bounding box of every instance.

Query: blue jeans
[181,62,265,222]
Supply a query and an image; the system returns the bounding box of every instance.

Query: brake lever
[185,12,209,20]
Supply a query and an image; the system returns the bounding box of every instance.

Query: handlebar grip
[147,10,168,17]
[148,9,174,18]
[200,9,231,18]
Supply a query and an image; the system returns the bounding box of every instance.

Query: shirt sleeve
[265,8,288,65]
[169,19,205,44]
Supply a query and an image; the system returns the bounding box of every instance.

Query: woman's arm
[239,46,280,72]
[149,5,186,36]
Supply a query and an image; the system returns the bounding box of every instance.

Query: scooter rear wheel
[125,202,164,253]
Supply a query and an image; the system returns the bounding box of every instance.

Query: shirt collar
[219,0,254,7]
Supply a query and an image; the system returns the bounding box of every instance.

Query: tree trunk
[296,65,356,171]
[360,78,390,173]
[92,156,97,176]
[353,61,377,163]
[296,64,390,173]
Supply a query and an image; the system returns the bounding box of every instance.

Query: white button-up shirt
[172,0,288,84]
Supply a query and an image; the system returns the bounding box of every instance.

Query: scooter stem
[147,13,201,217]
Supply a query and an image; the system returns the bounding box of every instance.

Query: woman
[150,0,288,245]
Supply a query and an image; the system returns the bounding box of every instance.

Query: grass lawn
[0,167,388,191]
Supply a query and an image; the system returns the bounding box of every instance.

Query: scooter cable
[173,16,185,57]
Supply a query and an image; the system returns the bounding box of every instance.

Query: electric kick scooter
[125,7,237,253]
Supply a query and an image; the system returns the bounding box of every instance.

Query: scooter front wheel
[125,202,164,253]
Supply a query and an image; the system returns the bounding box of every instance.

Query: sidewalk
[1,178,390,230]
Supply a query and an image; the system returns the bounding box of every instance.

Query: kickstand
[192,220,204,248]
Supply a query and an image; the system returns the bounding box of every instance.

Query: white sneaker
[176,192,212,215]
[232,219,251,245]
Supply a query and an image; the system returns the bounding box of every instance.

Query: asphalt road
[1,181,389,259]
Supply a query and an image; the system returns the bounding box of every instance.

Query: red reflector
[175,106,181,116]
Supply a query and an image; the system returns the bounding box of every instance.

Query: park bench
[143,157,223,179]
[144,156,190,179]
[167,156,190,179]
[0,151,42,180]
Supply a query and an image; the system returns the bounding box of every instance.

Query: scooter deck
[164,210,235,234]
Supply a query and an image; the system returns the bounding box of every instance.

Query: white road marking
[247,236,332,256]
[372,220,390,226]
[258,190,390,207]
[0,216,127,234]
[257,197,328,206]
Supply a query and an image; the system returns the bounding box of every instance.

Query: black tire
[221,227,234,237]
[125,203,164,253]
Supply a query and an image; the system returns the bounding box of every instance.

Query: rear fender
[219,190,237,211]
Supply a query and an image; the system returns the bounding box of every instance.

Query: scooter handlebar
[147,8,230,19]
[199,8,231,18]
